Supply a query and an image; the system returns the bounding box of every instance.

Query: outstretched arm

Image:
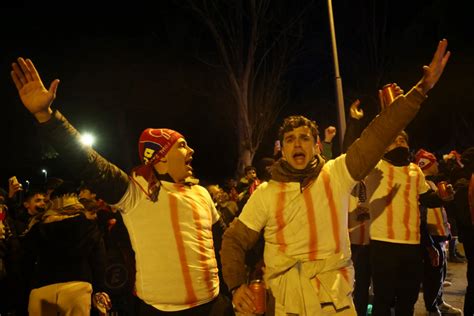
[10,57,129,204]
[346,39,451,181]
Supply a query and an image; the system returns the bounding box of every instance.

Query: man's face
[386,135,409,152]
[281,126,318,170]
[424,161,439,175]
[246,169,257,181]
[154,138,194,182]
[23,193,46,216]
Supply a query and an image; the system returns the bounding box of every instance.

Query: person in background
[0,186,27,316]
[256,157,276,183]
[78,182,137,315]
[415,148,462,316]
[21,181,111,315]
[439,151,467,263]
[452,147,474,315]
[320,126,337,160]
[206,184,239,226]
[44,177,64,210]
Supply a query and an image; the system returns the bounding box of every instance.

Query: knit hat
[415,149,437,170]
[138,128,183,165]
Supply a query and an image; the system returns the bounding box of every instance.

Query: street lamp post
[327,0,346,153]
[42,169,47,183]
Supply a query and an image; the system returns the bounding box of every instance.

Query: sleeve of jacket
[346,88,426,181]
[321,141,333,160]
[37,110,129,204]
[220,219,260,292]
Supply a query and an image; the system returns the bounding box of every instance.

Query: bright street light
[80,133,95,146]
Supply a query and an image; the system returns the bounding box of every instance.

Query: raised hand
[10,57,59,122]
[324,126,337,142]
[416,39,451,95]
[349,99,364,120]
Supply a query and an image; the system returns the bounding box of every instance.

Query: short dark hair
[278,115,319,144]
[244,166,256,173]
[24,187,46,201]
[50,181,78,200]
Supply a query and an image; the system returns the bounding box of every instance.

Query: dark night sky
[0,1,473,189]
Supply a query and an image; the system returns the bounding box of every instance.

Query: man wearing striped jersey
[366,132,447,316]
[220,39,450,315]
[10,58,233,315]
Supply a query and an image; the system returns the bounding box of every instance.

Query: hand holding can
[437,181,454,201]
[381,83,396,107]
[379,83,404,110]
[249,279,266,314]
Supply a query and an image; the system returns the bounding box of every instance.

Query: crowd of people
[0,39,472,316]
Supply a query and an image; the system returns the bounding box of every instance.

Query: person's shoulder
[322,153,347,168]
[194,184,213,198]
[409,162,423,171]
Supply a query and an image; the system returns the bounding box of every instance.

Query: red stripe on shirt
[275,183,287,253]
[386,165,395,239]
[403,166,412,241]
[415,172,421,241]
[303,189,318,260]
[322,171,341,253]
[169,193,197,305]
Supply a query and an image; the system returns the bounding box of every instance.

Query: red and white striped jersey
[239,155,356,266]
[114,177,220,311]
[368,160,430,244]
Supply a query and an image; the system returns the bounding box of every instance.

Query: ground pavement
[414,249,467,315]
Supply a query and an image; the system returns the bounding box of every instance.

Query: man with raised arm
[220,40,450,315]
[10,57,233,315]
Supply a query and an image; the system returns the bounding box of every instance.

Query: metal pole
[327,0,346,153]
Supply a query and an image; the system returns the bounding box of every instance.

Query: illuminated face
[424,160,439,176]
[246,169,257,181]
[386,135,409,152]
[23,193,46,216]
[154,138,194,182]
[281,126,318,170]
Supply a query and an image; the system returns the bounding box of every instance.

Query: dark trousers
[351,244,372,316]
[134,293,234,316]
[422,239,446,311]
[370,240,423,316]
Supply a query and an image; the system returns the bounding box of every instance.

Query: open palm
[11,57,59,119]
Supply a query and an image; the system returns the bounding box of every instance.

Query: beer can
[249,279,266,314]
[381,83,396,107]
[437,181,449,199]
